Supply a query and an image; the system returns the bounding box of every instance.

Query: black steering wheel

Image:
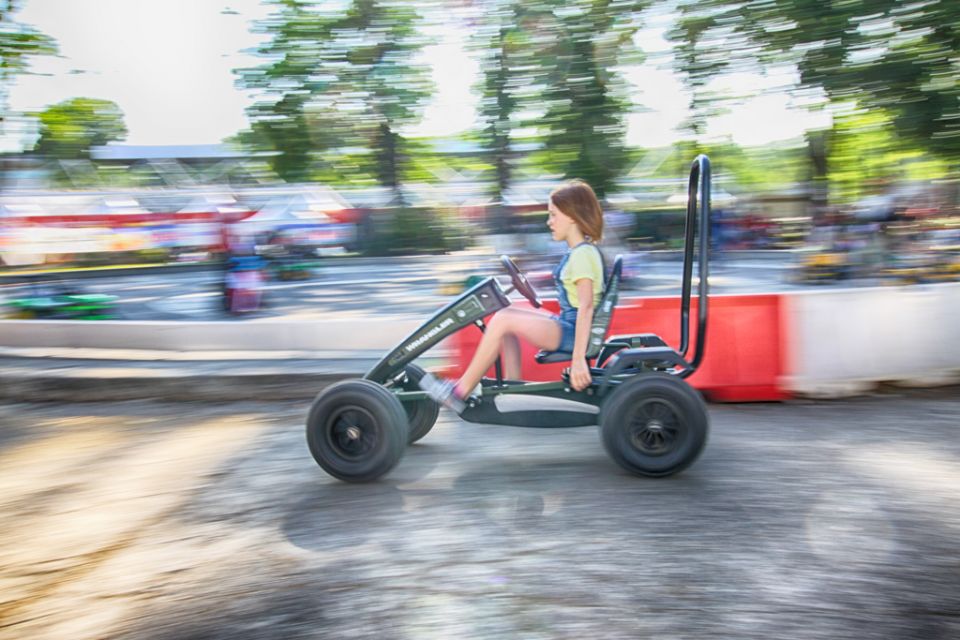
[500,255,542,308]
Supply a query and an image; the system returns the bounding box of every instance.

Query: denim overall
[551,242,604,353]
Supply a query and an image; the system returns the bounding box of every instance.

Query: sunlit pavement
[1,389,958,639]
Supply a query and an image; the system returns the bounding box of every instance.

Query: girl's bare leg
[501,334,521,380]
[454,308,561,398]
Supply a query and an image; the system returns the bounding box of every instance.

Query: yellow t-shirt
[560,244,604,308]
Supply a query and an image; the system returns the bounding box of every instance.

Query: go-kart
[3,278,117,320]
[306,156,713,483]
[795,248,849,284]
[270,257,315,281]
[261,243,317,281]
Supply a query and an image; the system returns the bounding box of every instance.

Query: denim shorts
[552,313,578,354]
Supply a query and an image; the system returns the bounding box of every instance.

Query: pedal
[386,369,409,389]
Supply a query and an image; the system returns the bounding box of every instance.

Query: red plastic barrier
[445,294,790,402]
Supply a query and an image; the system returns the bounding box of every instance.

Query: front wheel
[306,379,408,482]
[600,373,708,477]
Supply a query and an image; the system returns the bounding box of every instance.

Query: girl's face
[547,200,578,243]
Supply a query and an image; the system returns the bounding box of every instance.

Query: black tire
[600,373,708,477]
[392,364,440,444]
[306,379,408,482]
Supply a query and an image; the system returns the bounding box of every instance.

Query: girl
[421,179,605,413]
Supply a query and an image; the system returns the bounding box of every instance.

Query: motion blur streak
[843,444,960,529]
[0,414,267,633]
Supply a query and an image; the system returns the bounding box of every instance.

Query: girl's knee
[491,308,523,329]
[486,311,514,338]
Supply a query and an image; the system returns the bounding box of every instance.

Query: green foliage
[537,1,647,198]
[637,138,804,191]
[1,0,57,135]
[32,97,127,159]
[827,107,951,202]
[0,0,56,79]
[358,206,467,256]
[387,206,467,254]
[399,137,492,184]
[0,1,56,75]
[470,0,647,200]
[644,127,949,206]
[235,0,433,188]
[310,150,381,187]
[474,10,517,201]
[672,0,960,160]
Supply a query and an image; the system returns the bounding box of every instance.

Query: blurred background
[1,0,958,318]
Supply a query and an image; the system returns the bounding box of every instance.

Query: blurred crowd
[795,201,960,285]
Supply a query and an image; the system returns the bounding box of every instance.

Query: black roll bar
[678,154,711,375]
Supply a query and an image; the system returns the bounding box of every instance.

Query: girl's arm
[570,277,596,391]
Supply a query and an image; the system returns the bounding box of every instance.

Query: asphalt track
[1,388,958,639]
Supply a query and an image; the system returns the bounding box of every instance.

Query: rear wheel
[600,373,708,477]
[306,379,408,482]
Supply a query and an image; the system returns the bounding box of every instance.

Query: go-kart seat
[535,254,623,364]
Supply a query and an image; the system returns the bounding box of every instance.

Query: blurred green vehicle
[269,257,317,281]
[3,280,117,320]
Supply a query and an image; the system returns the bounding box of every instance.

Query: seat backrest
[585,254,623,358]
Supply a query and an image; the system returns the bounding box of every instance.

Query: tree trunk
[375,122,403,205]
[805,129,831,221]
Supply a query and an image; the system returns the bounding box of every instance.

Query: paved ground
[1,389,958,639]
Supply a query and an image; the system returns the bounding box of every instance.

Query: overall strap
[574,241,606,286]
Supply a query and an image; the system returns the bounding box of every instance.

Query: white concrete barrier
[3,283,959,400]
[783,283,960,398]
[0,317,424,353]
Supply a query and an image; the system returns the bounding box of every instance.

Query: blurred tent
[236,187,357,250]
[177,194,249,221]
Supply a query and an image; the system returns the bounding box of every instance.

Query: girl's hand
[570,358,592,391]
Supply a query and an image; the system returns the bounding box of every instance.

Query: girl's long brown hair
[550,179,604,242]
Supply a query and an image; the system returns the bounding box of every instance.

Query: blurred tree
[476,9,518,206]
[0,0,57,136]
[827,107,949,202]
[466,0,538,231]
[236,0,433,196]
[32,97,127,159]
[538,0,647,198]
[672,0,960,163]
[649,139,808,189]
[467,0,646,201]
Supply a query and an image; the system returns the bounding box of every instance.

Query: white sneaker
[418,373,467,414]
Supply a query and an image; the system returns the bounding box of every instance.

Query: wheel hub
[326,405,378,459]
[628,400,680,456]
